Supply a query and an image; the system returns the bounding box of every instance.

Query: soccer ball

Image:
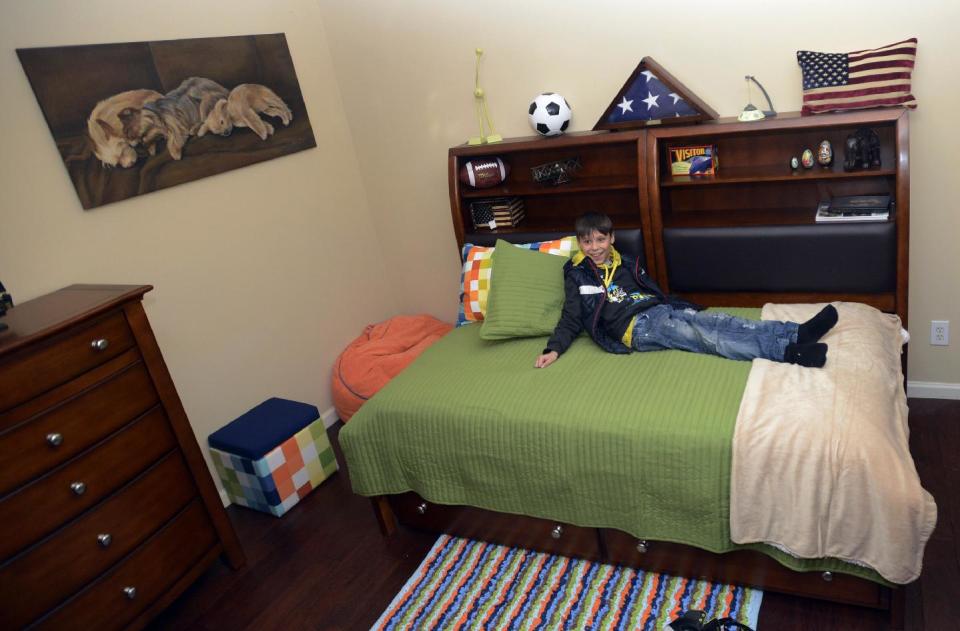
[528,93,571,137]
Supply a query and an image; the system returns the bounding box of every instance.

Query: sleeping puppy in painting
[87,89,163,168]
[119,77,228,160]
[197,84,293,141]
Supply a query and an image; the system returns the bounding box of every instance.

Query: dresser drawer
[0,312,135,413]
[0,406,177,561]
[33,500,218,631]
[0,362,159,496]
[0,451,197,628]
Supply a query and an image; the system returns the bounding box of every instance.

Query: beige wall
[0,0,401,489]
[320,0,960,385]
[0,0,956,499]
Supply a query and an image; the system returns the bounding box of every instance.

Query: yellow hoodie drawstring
[600,259,618,287]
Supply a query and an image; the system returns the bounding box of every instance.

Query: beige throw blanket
[730,302,937,584]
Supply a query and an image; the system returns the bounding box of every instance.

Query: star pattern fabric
[797,51,848,90]
[604,69,699,123]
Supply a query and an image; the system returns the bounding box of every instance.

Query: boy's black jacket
[545,252,703,356]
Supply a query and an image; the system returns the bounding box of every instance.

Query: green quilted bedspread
[339,309,885,584]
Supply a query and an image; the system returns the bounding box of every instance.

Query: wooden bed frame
[371,493,903,625]
[368,110,911,629]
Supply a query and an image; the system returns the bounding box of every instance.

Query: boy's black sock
[783,342,828,368]
[797,305,839,344]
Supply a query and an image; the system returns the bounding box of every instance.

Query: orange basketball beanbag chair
[332,315,452,422]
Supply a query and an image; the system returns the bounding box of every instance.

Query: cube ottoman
[208,397,338,517]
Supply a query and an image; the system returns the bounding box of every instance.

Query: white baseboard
[907,380,960,400]
[321,406,340,428]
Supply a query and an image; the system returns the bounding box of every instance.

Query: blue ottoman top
[208,397,320,459]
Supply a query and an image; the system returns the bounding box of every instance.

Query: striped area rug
[373,535,762,630]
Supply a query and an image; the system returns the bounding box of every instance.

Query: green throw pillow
[480,239,567,340]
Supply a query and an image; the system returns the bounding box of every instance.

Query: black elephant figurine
[844,127,881,171]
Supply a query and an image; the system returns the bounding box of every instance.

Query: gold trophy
[468,48,502,145]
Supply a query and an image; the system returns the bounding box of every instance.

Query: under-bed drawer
[390,493,602,562]
[601,528,888,609]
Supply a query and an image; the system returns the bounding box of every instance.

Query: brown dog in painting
[197,84,293,141]
[87,89,163,168]
[119,77,228,160]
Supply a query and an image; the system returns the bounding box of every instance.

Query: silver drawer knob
[97,533,112,548]
[123,586,137,600]
[821,571,833,582]
[90,338,109,351]
[551,525,563,539]
[416,502,428,515]
[636,540,650,554]
[46,432,63,447]
[70,481,87,496]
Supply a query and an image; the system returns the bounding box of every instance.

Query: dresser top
[0,285,152,356]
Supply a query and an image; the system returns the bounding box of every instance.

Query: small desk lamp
[738,75,777,122]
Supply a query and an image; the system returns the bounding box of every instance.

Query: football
[528,93,572,137]
[459,157,509,188]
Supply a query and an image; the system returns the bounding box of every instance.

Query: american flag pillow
[797,38,917,114]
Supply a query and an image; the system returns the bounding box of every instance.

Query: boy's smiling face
[578,230,615,265]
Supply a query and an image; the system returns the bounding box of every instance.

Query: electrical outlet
[931,320,949,346]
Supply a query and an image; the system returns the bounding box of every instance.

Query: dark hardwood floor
[151,398,960,630]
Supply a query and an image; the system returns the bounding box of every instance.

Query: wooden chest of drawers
[0,285,245,630]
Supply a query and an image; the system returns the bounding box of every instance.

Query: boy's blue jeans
[630,305,798,362]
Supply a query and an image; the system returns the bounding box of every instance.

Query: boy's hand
[535,351,559,368]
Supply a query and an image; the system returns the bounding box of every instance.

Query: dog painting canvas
[17,34,317,210]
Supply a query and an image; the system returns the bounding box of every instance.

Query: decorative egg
[801,148,815,169]
[817,139,833,166]
[790,156,800,170]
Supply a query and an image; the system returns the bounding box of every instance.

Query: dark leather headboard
[664,223,896,293]
[464,228,647,268]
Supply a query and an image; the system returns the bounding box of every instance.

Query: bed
[341,111,932,629]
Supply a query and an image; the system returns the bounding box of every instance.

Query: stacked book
[470,197,526,230]
[815,195,891,223]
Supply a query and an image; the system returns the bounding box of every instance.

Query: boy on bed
[534,212,838,369]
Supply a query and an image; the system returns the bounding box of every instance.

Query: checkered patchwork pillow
[457,236,577,326]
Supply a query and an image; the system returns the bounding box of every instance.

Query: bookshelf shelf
[460,175,637,199]
[661,165,896,188]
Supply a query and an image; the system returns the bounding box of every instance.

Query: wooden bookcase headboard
[448,109,909,328]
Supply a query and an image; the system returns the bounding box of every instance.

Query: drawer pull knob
[416,502,428,515]
[97,533,112,548]
[123,586,137,600]
[46,433,63,447]
[70,481,87,495]
[821,571,833,582]
[91,338,110,351]
[636,540,650,554]
[551,525,563,539]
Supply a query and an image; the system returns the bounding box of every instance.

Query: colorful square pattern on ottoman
[208,398,338,517]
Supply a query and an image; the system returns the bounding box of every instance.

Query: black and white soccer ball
[528,93,572,137]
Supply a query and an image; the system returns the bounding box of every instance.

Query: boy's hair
[575,212,614,239]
